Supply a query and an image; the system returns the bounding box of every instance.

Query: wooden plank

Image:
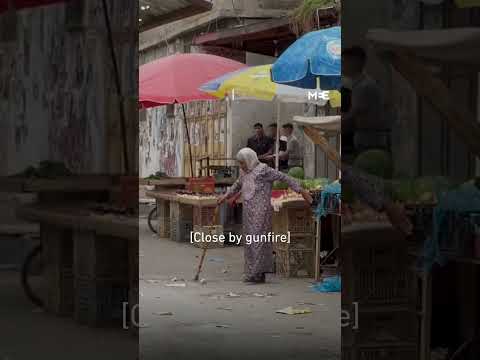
[193,17,291,45]
[303,126,341,168]
[391,52,480,159]
[17,205,137,241]
[146,190,219,207]
[0,175,114,193]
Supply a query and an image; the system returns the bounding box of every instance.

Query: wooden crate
[169,202,193,242]
[342,309,418,347]
[73,232,128,280]
[193,206,217,226]
[342,345,417,360]
[342,225,415,306]
[273,206,315,236]
[156,198,170,238]
[73,276,128,327]
[42,225,74,316]
[192,225,224,248]
[275,248,314,278]
[73,232,129,327]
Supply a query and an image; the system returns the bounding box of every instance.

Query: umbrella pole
[101,0,129,174]
[182,104,195,177]
[275,99,280,170]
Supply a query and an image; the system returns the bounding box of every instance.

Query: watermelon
[353,150,393,179]
[288,167,305,179]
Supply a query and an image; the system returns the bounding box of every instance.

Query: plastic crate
[187,177,215,193]
[74,276,128,327]
[275,248,314,278]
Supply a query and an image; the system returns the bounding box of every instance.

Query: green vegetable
[353,150,393,179]
[273,181,289,190]
[288,167,305,180]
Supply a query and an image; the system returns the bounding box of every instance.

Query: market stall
[366,27,480,360]
[291,115,341,281]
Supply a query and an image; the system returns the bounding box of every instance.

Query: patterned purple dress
[226,163,303,278]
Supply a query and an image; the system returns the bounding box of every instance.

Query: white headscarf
[236,148,260,172]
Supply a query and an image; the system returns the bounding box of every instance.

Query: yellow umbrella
[200,64,340,107]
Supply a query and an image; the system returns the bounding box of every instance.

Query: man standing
[342,47,390,154]
[246,123,273,163]
[265,123,288,170]
[279,123,302,169]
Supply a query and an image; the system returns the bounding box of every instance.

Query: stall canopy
[292,116,341,169]
[367,27,480,159]
[367,28,480,65]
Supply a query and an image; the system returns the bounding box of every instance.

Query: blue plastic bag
[311,276,341,293]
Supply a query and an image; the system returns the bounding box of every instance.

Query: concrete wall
[0,0,138,176]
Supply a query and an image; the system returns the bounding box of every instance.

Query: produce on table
[146,171,168,180]
[389,176,452,204]
[353,149,393,179]
[288,167,305,180]
[301,178,329,190]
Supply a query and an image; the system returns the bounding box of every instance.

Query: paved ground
[0,270,137,359]
[140,220,341,360]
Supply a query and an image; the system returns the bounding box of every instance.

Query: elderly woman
[218,148,313,283]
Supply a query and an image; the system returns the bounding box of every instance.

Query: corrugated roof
[139,0,213,31]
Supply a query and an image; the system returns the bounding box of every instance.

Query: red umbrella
[139,53,246,176]
[139,53,246,108]
[0,0,67,13]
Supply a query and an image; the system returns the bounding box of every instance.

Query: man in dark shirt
[265,123,288,170]
[247,123,273,163]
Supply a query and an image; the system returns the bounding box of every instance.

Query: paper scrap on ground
[215,324,231,328]
[252,293,265,297]
[226,292,240,297]
[276,306,312,315]
[165,283,186,287]
[145,279,160,284]
[217,307,233,311]
[153,311,173,316]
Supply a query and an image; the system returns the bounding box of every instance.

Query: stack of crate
[342,224,418,360]
[73,232,129,327]
[169,202,193,242]
[273,204,315,277]
[42,225,74,316]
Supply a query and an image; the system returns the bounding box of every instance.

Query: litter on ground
[276,306,312,315]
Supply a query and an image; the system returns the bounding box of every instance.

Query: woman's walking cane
[193,205,219,281]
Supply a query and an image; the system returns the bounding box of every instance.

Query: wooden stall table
[271,195,316,278]
[17,203,138,330]
[143,177,234,238]
[146,190,221,243]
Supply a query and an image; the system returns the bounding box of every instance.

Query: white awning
[292,115,341,132]
[367,27,480,65]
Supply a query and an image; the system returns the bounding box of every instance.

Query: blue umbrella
[271,26,341,90]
